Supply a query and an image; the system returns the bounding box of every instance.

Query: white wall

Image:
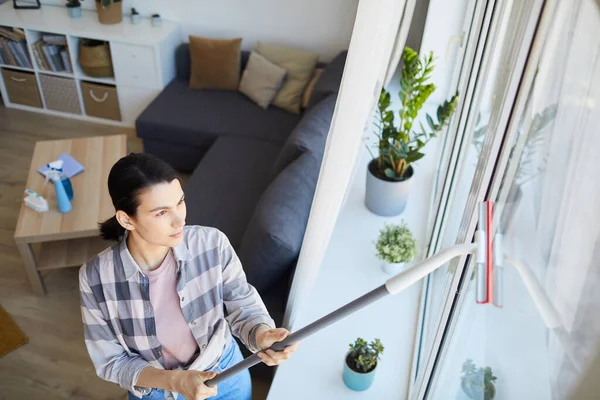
[40,0,358,61]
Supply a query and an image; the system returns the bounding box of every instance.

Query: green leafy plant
[375,222,416,264]
[131,7,139,15]
[369,47,459,181]
[347,338,384,373]
[66,0,82,7]
[98,0,121,8]
[461,359,497,400]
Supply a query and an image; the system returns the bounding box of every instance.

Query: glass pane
[430,0,600,398]
[419,0,538,366]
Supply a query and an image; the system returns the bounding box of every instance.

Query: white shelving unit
[0,3,181,126]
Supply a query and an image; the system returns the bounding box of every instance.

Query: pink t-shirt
[145,249,199,369]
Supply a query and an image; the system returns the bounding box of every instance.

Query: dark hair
[99,152,179,241]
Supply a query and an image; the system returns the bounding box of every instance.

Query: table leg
[16,242,45,296]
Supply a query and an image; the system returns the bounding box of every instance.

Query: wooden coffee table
[14,135,127,295]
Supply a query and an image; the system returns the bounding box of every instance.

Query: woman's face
[128,179,187,247]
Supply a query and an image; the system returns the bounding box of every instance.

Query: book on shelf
[0,27,23,42]
[7,41,24,67]
[42,34,68,46]
[60,50,72,73]
[0,38,17,66]
[31,41,47,70]
[41,44,56,71]
[15,40,32,68]
[48,45,65,71]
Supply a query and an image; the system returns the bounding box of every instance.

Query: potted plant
[95,0,122,25]
[366,47,459,216]
[375,222,416,275]
[130,7,140,24]
[343,338,384,391]
[151,13,162,27]
[460,359,497,400]
[66,0,82,18]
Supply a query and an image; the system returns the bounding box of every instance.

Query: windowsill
[267,144,438,399]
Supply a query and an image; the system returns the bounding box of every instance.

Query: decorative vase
[365,159,414,217]
[381,261,405,276]
[67,5,82,18]
[151,15,162,26]
[342,351,377,391]
[95,1,123,25]
[130,13,140,24]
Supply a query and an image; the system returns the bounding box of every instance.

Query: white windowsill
[267,143,438,399]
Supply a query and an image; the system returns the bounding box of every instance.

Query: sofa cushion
[302,68,323,109]
[238,51,287,109]
[239,151,320,292]
[256,42,319,114]
[177,44,251,81]
[183,136,282,248]
[136,78,300,146]
[271,93,337,177]
[307,50,347,110]
[189,36,242,90]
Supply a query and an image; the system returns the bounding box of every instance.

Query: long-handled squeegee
[205,201,497,387]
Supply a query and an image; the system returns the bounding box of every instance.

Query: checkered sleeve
[219,232,276,353]
[78,264,152,398]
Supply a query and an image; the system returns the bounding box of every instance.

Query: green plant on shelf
[98,0,121,8]
[131,7,139,15]
[66,0,82,7]
[374,222,416,264]
[347,338,384,373]
[368,46,459,181]
[461,359,497,400]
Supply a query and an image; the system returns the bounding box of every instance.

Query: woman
[79,153,300,400]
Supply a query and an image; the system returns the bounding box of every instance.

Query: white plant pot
[365,159,414,217]
[130,14,140,24]
[381,261,406,276]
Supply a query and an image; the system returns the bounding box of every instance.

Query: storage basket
[39,74,82,114]
[95,1,123,25]
[81,81,121,121]
[79,39,114,77]
[1,68,42,108]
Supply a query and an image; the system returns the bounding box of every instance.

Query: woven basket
[79,40,114,77]
[95,1,123,25]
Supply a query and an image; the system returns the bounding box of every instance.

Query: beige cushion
[189,36,242,90]
[256,42,319,114]
[238,51,287,109]
[302,68,323,109]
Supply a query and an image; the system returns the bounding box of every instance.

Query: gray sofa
[136,43,345,336]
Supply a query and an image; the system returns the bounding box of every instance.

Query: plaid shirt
[79,225,275,399]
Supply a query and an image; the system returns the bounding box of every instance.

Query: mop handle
[205,243,479,387]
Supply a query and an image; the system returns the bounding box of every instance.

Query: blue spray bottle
[45,161,72,213]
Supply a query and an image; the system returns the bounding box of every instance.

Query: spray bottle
[45,160,72,213]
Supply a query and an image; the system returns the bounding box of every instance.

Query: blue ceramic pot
[342,352,377,391]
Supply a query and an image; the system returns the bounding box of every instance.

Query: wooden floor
[0,105,270,400]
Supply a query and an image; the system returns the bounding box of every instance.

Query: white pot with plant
[130,7,140,24]
[66,0,82,18]
[375,222,416,275]
[366,47,459,216]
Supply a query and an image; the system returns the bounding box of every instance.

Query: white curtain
[512,0,600,396]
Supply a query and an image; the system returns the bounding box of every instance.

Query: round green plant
[347,338,384,373]
[375,222,416,264]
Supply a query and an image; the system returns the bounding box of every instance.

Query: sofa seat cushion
[183,136,282,248]
[271,93,337,177]
[137,78,301,146]
[239,151,320,292]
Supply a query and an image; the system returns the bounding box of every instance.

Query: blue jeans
[129,339,252,400]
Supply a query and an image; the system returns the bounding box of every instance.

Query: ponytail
[99,215,126,241]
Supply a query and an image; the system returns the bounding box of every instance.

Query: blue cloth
[128,339,252,400]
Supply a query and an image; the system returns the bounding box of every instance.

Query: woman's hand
[169,370,219,400]
[255,327,301,366]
